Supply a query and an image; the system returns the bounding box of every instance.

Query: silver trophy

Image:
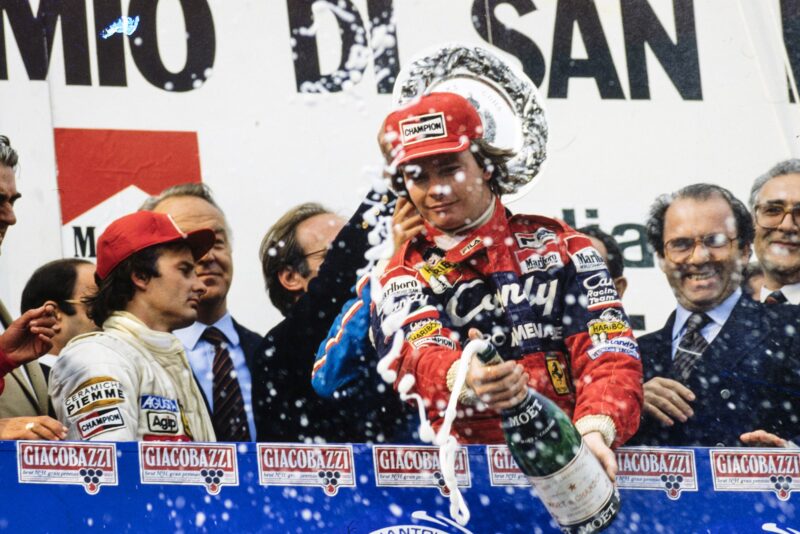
[392,44,548,196]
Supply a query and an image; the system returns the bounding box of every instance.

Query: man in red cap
[371,92,643,480]
[49,211,218,441]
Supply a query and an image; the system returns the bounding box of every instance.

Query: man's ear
[43,300,63,322]
[277,267,305,292]
[131,271,150,292]
[613,276,628,299]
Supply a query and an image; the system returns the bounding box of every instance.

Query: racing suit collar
[423,197,510,263]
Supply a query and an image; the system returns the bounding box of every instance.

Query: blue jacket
[313,276,416,442]
[631,295,800,447]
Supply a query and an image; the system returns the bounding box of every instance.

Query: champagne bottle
[476,343,620,534]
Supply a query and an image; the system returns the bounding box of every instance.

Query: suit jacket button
[720,389,731,399]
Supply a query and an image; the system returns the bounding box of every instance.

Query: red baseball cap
[95,211,215,280]
[383,92,484,167]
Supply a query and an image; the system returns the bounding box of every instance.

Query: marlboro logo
[710,449,800,501]
[373,445,470,496]
[615,447,697,500]
[486,445,528,486]
[17,441,118,495]
[139,443,238,495]
[257,444,355,496]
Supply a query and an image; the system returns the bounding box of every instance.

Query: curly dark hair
[645,183,755,257]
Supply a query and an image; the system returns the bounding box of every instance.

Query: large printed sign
[1,1,799,333]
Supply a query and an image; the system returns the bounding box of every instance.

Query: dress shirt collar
[760,281,800,305]
[173,312,239,350]
[672,288,741,342]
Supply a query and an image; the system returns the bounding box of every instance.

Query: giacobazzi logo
[400,113,447,145]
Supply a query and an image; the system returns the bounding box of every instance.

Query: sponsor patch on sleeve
[518,250,564,274]
[140,395,179,412]
[587,337,640,360]
[66,377,126,418]
[587,308,630,344]
[77,407,125,439]
[514,228,556,249]
[407,320,442,342]
[411,335,457,350]
[146,411,179,434]
[569,246,606,273]
[382,275,423,301]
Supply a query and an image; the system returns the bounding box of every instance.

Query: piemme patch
[77,407,124,439]
[65,376,125,417]
[17,441,118,495]
[373,445,470,496]
[399,112,446,145]
[486,445,528,486]
[139,442,238,495]
[615,447,697,500]
[710,449,800,500]
[258,443,355,496]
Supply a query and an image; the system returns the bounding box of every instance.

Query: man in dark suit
[253,192,389,442]
[632,183,800,447]
[143,184,261,442]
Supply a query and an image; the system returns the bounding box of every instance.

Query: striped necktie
[765,290,788,305]
[672,312,711,382]
[202,327,250,442]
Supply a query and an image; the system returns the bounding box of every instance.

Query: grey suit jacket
[0,362,49,417]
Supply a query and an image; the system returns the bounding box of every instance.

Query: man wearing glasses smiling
[631,183,800,447]
[750,159,800,305]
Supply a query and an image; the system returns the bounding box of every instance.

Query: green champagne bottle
[476,342,620,533]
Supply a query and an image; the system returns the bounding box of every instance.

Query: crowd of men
[0,93,799,478]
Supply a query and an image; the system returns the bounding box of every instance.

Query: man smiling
[750,159,800,304]
[372,93,643,480]
[632,184,800,446]
[49,211,217,441]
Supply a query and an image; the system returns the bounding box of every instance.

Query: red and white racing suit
[371,198,643,446]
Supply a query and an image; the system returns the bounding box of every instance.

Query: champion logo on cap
[400,112,447,146]
[383,92,484,167]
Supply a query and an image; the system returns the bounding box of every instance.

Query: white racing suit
[49,312,215,442]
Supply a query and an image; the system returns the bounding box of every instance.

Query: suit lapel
[702,296,768,370]
[27,362,49,415]
[8,365,41,414]
[641,312,676,380]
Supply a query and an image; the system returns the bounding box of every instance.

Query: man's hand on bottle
[0,304,59,366]
[583,431,618,483]
[642,376,695,426]
[465,328,529,411]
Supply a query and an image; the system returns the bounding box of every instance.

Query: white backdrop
[0,0,798,335]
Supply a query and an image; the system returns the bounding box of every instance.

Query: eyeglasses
[303,247,328,259]
[754,203,800,229]
[663,233,734,263]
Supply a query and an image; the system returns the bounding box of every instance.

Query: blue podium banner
[1,441,797,533]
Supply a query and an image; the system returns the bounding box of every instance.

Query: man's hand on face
[465,329,529,411]
[0,416,67,440]
[0,304,59,366]
[642,377,695,426]
[392,197,425,254]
